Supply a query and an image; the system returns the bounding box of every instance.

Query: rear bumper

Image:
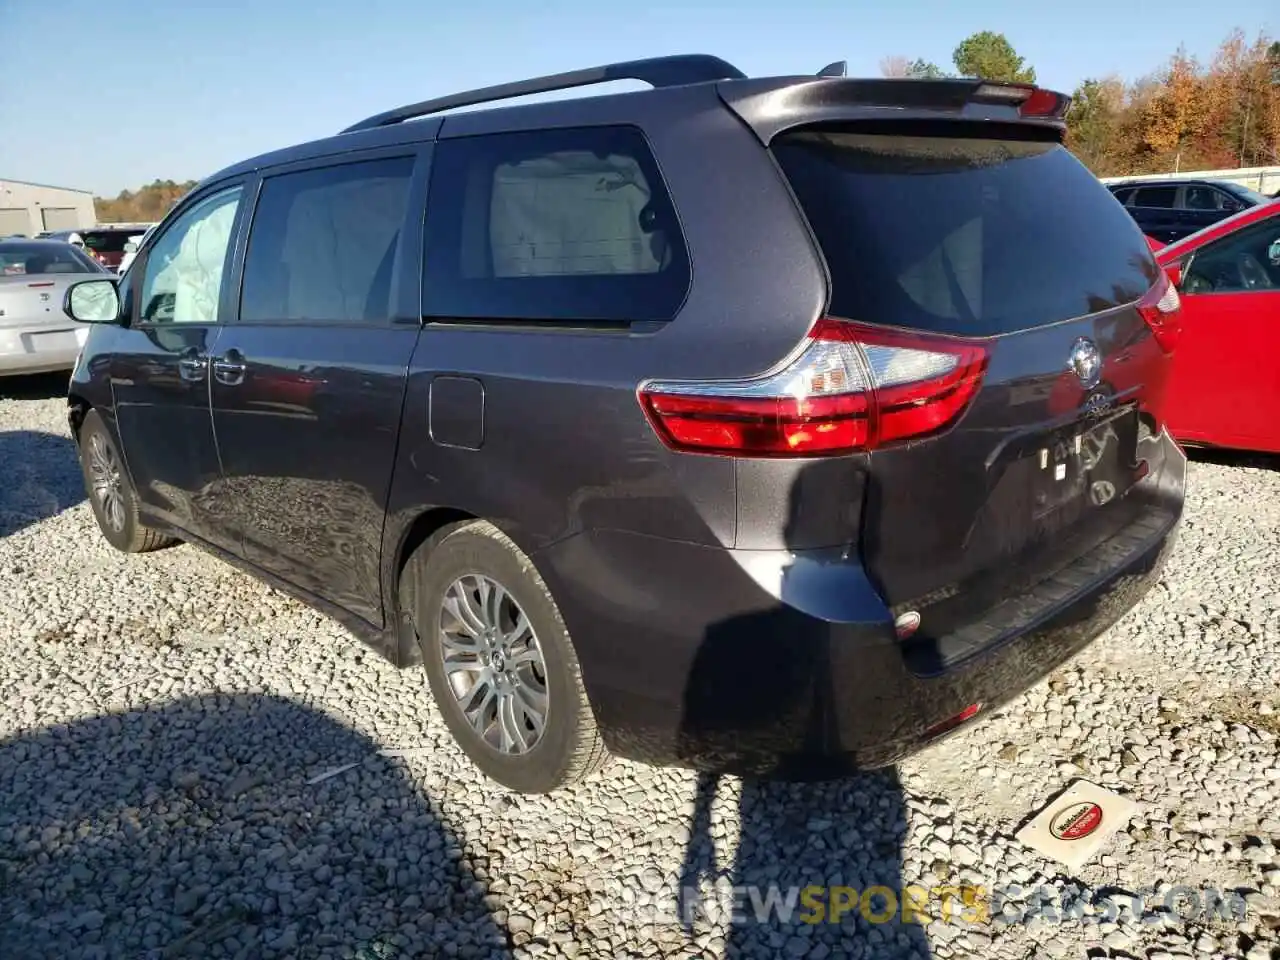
[0,323,85,376]
[537,431,1184,777]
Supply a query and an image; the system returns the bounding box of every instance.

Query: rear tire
[408,520,610,793]
[77,409,176,553]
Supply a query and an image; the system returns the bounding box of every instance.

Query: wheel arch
[388,506,479,667]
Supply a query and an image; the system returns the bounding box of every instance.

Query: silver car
[0,239,106,377]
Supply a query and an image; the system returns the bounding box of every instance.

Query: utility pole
[1238,88,1252,168]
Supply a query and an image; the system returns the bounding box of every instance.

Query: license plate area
[1031,407,1139,521]
[22,330,78,354]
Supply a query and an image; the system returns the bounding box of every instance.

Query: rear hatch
[771,126,1180,665]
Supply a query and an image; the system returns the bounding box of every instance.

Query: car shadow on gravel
[0,371,73,401]
[1186,447,1280,472]
[0,429,86,538]
[0,693,508,960]
[675,468,934,959]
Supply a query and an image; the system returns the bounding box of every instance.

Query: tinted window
[1218,181,1269,206]
[772,131,1160,337]
[1111,187,1135,204]
[423,126,690,324]
[1132,186,1176,208]
[1182,185,1238,212]
[1183,214,1280,294]
[139,187,243,324]
[240,157,414,324]
[81,230,134,253]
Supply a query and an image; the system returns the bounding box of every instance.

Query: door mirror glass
[64,278,122,324]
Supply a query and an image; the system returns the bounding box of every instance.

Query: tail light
[1136,271,1181,355]
[638,319,989,458]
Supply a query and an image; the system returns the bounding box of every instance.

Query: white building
[0,179,97,237]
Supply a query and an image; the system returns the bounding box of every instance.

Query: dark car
[1107,178,1270,244]
[60,55,1185,793]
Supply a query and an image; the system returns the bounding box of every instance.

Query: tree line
[94,31,1279,221]
[885,28,1280,178]
[95,179,199,224]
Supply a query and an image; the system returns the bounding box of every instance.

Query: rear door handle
[212,348,246,387]
[178,348,207,383]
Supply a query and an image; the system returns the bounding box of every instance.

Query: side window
[239,156,414,325]
[1183,217,1280,295]
[422,125,691,324]
[1182,185,1218,211]
[138,187,243,324]
[1112,187,1135,205]
[1133,186,1176,209]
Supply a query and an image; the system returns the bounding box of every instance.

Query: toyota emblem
[1069,338,1102,390]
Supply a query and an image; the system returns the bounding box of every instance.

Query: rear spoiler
[717,76,1071,145]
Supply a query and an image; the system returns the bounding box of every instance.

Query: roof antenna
[817,60,847,78]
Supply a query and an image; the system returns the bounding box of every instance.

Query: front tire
[77,409,175,553]
[408,520,610,793]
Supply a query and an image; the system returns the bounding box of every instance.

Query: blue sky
[1,0,1275,196]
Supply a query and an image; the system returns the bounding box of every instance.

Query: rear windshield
[773,130,1160,337]
[80,230,134,253]
[0,242,102,275]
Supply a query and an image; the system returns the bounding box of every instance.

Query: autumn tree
[952,31,1035,83]
[879,56,910,78]
[1137,50,1212,171]
[95,179,199,223]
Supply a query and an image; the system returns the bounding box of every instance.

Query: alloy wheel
[438,574,549,755]
[88,433,126,532]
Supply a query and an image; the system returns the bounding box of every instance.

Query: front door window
[139,187,243,324]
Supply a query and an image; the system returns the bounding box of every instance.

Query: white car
[0,239,106,376]
[116,224,156,275]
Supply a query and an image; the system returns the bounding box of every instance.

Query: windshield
[1218,181,1270,206]
[0,242,104,275]
[772,130,1160,336]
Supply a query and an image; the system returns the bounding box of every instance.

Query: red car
[1156,200,1280,454]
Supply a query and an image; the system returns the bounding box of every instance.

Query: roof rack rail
[341,54,747,134]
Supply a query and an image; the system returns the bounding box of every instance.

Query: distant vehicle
[116,224,156,275]
[0,239,107,376]
[36,230,85,247]
[1155,201,1280,454]
[1108,178,1270,244]
[61,53,1185,793]
[75,227,143,271]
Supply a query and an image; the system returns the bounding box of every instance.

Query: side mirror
[123,240,139,254]
[1163,262,1183,291]
[64,278,122,324]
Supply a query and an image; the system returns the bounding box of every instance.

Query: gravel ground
[1,374,1278,960]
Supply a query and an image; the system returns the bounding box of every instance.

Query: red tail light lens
[638,319,989,458]
[1136,271,1181,355]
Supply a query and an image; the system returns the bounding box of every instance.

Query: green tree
[907,58,947,79]
[952,31,1036,83]
[1065,77,1126,173]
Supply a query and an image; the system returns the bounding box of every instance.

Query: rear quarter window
[422,125,690,324]
[772,130,1160,337]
